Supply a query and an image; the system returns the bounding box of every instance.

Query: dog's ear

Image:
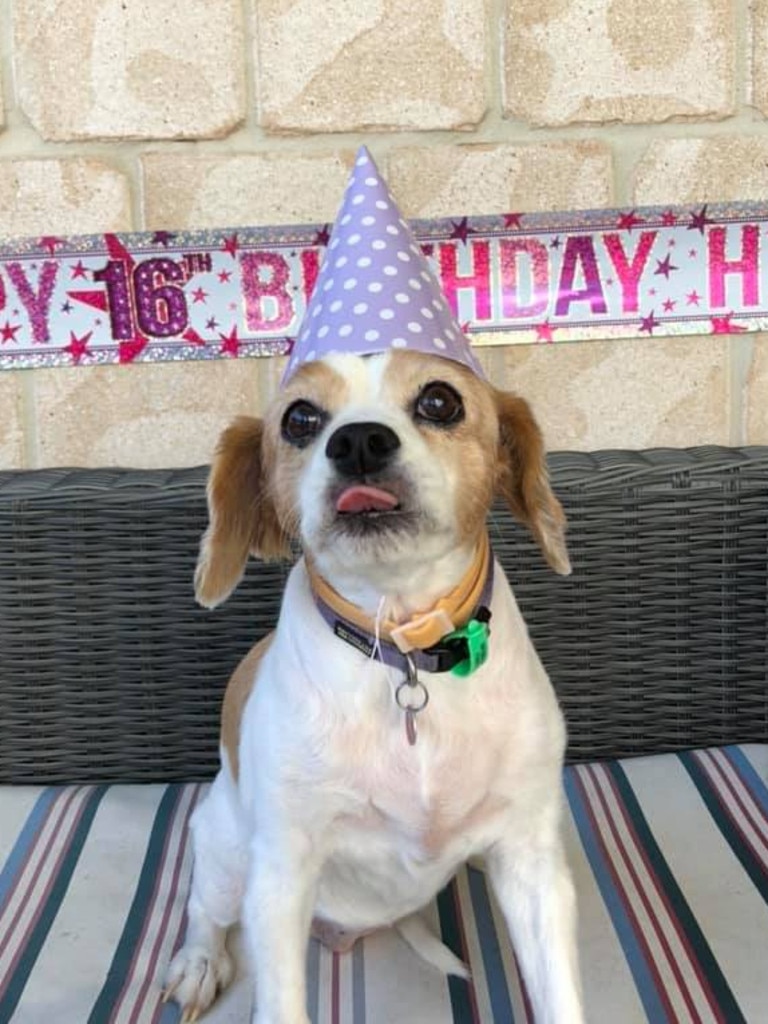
[195,416,291,609]
[493,390,571,575]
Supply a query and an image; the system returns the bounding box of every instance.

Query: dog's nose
[325,421,401,477]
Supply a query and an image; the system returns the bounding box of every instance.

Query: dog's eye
[281,400,326,447]
[414,381,465,427]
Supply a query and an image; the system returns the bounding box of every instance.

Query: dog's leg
[164,767,248,1020]
[245,830,319,1024]
[486,835,584,1024]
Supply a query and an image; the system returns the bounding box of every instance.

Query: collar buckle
[424,606,492,676]
[389,608,455,654]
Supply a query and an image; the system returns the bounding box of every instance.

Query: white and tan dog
[164,348,584,1024]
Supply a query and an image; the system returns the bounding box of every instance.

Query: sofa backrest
[1,448,767,784]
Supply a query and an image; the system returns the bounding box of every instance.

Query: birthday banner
[0,200,766,370]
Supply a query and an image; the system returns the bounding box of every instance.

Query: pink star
[639,310,660,334]
[686,290,701,306]
[192,287,208,304]
[450,218,476,244]
[218,269,233,283]
[654,255,678,279]
[503,212,524,230]
[688,249,698,259]
[617,210,645,231]
[688,205,713,235]
[312,225,331,247]
[151,231,175,247]
[662,298,677,313]
[70,260,89,279]
[535,321,555,343]
[38,235,65,254]
[221,233,240,258]
[219,324,240,355]
[64,330,92,363]
[0,320,21,343]
[661,210,678,227]
[711,313,747,334]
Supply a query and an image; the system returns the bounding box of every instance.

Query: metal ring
[395,678,429,713]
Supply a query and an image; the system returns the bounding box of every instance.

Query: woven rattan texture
[1,448,767,784]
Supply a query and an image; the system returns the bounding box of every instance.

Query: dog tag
[395,655,429,747]
[405,708,417,746]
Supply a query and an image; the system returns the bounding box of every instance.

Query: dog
[164,348,584,1024]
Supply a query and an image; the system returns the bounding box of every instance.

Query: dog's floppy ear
[493,390,571,575]
[195,416,291,609]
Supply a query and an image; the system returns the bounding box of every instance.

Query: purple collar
[311,558,494,676]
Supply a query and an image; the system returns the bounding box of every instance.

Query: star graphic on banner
[605,278,614,287]
[450,218,476,244]
[688,205,713,235]
[312,224,331,247]
[688,248,698,259]
[654,255,679,279]
[535,321,555,343]
[460,321,472,335]
[503,212,524,230]
[218,269,233,283]
[151,231,176,247]
[617,210,644,231]
[221,233,240,258]
[219,324,240,355]
[668,239,677,248]
[0,320,21,343]
[711,312,747,334]
[639,310,660,334]
[420,243,434,257]
[662,298,677,313]
[206,317,219,331]
[61,300,73,314]
[38,235,65,254]
[661,210,678,227]
[686,290,702,306]
[648,287,657,297]
[64,330,92,363]
[192,287,208,304]
[550,236,561,249]
[70,260,89,279]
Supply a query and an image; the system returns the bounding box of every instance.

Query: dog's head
[195,350,570,609]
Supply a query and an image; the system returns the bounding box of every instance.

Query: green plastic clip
[448,617,490,677]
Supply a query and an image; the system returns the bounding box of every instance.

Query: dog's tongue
[336,485,399,514]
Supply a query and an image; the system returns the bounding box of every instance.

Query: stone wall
[0,0,766,469]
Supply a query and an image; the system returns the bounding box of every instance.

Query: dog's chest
[327,692,513,861]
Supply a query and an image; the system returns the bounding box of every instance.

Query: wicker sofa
[0,447,767,1024]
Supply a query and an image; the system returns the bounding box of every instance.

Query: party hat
[283,146,484,384]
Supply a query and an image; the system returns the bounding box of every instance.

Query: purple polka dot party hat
[282,146,484,385]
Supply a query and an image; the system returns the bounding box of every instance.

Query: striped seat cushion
[1,745,766,1024]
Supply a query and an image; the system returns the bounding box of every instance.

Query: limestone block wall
[0,0,766,469]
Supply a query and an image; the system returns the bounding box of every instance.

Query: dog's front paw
[162,944,234,1022]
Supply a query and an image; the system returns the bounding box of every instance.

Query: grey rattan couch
[1,447,768,1024]
[1,447,767,785]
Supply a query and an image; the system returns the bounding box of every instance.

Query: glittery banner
[1,201,766,369]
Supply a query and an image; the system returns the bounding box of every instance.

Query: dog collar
[307,533,494,678]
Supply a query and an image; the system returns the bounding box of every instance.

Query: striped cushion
[1,746,766,1023]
